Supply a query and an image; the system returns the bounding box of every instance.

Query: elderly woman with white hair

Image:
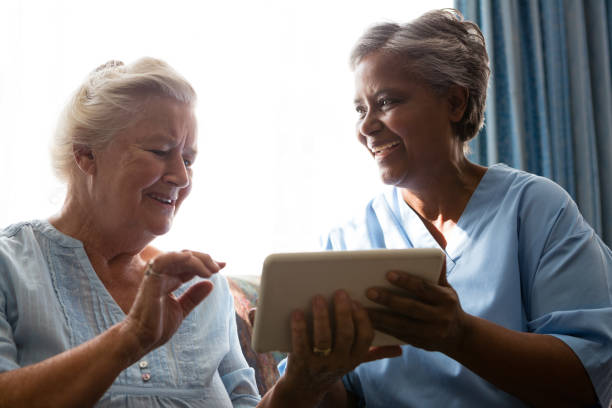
[0,58,398,407]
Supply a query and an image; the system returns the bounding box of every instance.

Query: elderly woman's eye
[149,149,168,156]
[355,105,367,117]
[378,98,395,108]
[183,158,193,167]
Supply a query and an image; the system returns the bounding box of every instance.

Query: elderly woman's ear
[447,85,469,123]
[72,144,96,175]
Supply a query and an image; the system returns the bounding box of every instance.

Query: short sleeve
[216,276,261,407]
[521,183,612,406]
[342,371,366,408]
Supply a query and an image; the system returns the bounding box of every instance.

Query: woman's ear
[447,85,468,123]
[73,144,96,175]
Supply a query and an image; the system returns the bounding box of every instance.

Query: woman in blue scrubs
[285,8,612,408]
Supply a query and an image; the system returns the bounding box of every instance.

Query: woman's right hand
[122,250,224,358]
[280,290,402,406]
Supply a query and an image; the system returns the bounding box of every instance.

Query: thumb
[178,280,214,317]
[363,345,402,363]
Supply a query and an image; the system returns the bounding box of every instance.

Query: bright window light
[0,0,451,275]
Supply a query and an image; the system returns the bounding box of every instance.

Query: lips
[147,193,177,206]
[368,141,401,158]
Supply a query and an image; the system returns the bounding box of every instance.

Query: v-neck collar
[388,165,500,272]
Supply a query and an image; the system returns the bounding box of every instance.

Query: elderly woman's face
[91,96,197,237]
[353,52,458,187]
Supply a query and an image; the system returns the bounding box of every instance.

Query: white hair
[51,57,197,182]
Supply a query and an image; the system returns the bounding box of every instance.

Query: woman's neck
[399,159,487,247]
[48,189,152,270]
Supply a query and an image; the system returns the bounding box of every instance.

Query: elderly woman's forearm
[446,314,597,407]
[0,322,143,408]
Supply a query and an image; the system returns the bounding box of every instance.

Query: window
[0,0,451,275]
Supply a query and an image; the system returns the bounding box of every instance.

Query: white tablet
[251,248,445,353]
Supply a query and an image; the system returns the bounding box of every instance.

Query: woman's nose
[163,155,190,188]
[358,110,383,138]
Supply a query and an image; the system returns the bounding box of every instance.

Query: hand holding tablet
[252,248,446,353]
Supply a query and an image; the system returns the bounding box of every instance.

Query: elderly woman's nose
[359,111,383,137]
[163,155,190,187]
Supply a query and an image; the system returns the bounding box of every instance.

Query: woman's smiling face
[90,95,197,238]
[353,51,460,188]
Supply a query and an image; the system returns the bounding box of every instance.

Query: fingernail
[366,288,379,300]
[292,310,304,321]
[314,295,326,309]
[388,271,398,282]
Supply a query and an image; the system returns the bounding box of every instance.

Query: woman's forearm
[0,321,143,408]
[447,314,597,407]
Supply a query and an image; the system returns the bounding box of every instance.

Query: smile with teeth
[148,193,176,205]
[371,141,401,156]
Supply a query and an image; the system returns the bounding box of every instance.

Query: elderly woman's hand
[123,250,224,355]
[280,290,402,405]
[365,265,468,355]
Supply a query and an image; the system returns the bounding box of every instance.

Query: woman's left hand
[124,250,224,355]
[365,265,468,355]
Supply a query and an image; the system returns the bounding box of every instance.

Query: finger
[177,280,214,317]
[312,295,333,351]
[290,309,310,356]
[186,251,223,276]
[367,309,423,342]
[351,301,375,356]
[332,290,355,355]
[385,271,445,305]
[365,288,436,320]
[148,251,191,276]
[363,345,402,363]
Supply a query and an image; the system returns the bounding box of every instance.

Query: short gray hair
[51,57,197,182]
[350,9,490,143]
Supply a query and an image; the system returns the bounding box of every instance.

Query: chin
[147,219,174,237]
[379,168,405,186]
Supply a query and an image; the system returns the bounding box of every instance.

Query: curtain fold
[456,0,612,245]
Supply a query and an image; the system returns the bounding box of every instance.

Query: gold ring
[313,346,332,357]
[144,261,162,277]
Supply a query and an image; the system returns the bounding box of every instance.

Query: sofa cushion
[227,275,286,396]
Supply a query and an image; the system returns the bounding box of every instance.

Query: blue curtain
[455,0,612,246]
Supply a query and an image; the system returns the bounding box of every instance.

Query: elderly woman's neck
[399,157,486,245]
[49,192,152,266]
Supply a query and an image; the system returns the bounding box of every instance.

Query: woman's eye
[149,149,168,156]
[378,98,395,108]
[355,105,367,118]
[183,158,193,167]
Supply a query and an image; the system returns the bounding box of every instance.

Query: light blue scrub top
[282,164,612,407]
[0,220,260,407]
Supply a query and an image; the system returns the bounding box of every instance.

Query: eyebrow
[142,134,198,155]
[143,134,174,146]
[354,88,396,105]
